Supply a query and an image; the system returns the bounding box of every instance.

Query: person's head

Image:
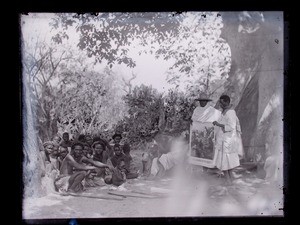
[112,133,122,144]
[93,141,106,155]
[62,132,69,142]
[123,143,130,155]
[77,134,86,143]
[104,174,113,184]
[71,142,84,158]
[82,144,91,156]
[195,93,212,107]
[219,95,231,110]
[53,135,61,145]
[43,141,54,154]
[117,160,126,170]
[52,144,59,156]
[59,146,68,159]
[85,134,93,146]
[145,134,153,142]
[113,144,122,156]
[92,136,102,143]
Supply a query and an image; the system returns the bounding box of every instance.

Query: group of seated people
[40,131,139,194]
[40,129,190,194]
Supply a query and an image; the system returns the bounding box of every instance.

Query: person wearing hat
[190,92,221,169]
[191,93,220,124]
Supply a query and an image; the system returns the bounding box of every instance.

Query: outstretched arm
[82,156,112,169]
[67,155,96,171]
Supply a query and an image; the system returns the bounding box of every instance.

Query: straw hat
[195,93,212,101]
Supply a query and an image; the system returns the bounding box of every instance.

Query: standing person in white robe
[189,93,221,169]
[212,95,243,185]
[191,93,221,124]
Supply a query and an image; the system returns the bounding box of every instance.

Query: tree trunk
[23,74,44,199]
[221,11,284,184]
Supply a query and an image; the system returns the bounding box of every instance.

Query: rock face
[221,12,284,185]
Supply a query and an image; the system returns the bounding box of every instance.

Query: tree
[50,12,182,68]
[157,12,231,95]
[22,38,83,141]
[51,12,231,99]
[55,67,128,137]
[121,84,162,144]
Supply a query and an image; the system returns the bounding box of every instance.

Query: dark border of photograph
[12,0,295,225]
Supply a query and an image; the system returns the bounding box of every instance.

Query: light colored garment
[158,140,184,170]
[213,109,242,171]
[192,105,221,123]
[150,158,160,176]
[54,175,71,193]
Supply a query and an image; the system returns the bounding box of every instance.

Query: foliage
[22,40,77,141]
[191,127,214,160]
[119,84,162,144]
[117,86,195,146]
[50,12,182,68]
[55,67,128,138]
[163,89,194,134]
[22,36,128,142]
[157,12,231,94]
[51,12,231,101]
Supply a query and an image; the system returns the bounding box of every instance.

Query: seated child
[104,160,127,186]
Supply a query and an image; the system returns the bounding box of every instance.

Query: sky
[21,13,176,94]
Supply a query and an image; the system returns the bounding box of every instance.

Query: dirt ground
[22,150,284,220]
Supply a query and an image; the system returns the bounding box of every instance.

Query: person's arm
[222,110,236,132]
[67,155,96,171]
[212,121,225,130]
[213,110,236,132]
[82,156,112,169]
[106,158,114,168]
[191,108,197,122]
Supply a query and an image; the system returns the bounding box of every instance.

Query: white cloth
[213,109,242,170]
[158,139,187,171]
[192,105,221,123]
[150,158,160,176]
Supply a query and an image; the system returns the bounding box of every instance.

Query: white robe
[213,109,243,171]
[191,105,221,123]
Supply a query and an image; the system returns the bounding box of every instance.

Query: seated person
[85,134,93,147]
[109,144,125,166]
[53,135,62,146]
[41,141,59,172]
[151,131,189,178]
[107,133,123,157]
[104,160,127,187]
[77,134,86,143]
[141,135,161,177]
[92,141,109,177]
[54,142,111,194]
[83,143,93,159]
[57,146,69,170]
[122,143,138,179]
[59,132,73,152]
